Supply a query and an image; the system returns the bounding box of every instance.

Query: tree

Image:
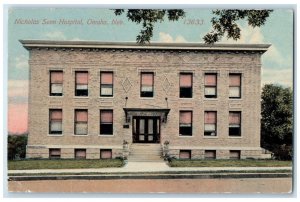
[261,84,293,160]
[113,9,272,44]
[8,134,28,160]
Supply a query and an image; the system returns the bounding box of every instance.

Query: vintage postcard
[6,6,293,195]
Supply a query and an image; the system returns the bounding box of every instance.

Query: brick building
[20,40,270,160]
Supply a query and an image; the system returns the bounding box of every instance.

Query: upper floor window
[75,71,88,96]
[204,111,217,136]
[204,73,217,98]
[141,72,154,97]
[100,110,113,135]
[179,73,193,98]
[75,109,88,135]
[49,109,62,134]
[179,111,193,136]
[50,71,63,96]
[229,74,241,98]
[229,111,241,136]
[100,72,113,97]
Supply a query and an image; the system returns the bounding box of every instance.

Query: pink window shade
[101,150,112,159]
[180,74,192,87]
[229,112,241,124]
[141,73,153,85]
[51,110,62,120]
[51,72,63,83]
[76,111,88,122]
[101,72,113,84]
[229,74,241,86]
[205,112,216,124]
[180,111,192,124]
[101,111,113,123]
[75,150,86,157]
[50,149,60,155]
[76,72,88,84]
[205,74,217,86]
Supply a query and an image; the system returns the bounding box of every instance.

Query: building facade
[21,40,270,160]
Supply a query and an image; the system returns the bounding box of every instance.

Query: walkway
[8,161,292,174]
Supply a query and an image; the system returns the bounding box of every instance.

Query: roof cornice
[19,40,271,53]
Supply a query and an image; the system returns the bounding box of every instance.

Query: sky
[7,7,294,134]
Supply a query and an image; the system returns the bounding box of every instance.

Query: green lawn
[8,159,124,170]
[169,159,292,167]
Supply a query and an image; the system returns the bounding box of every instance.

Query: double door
[132,116,160,143]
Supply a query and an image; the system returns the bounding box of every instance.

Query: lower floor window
[49,148,61,159]
[230,150,241,159]
[100,149,112,159]
[75,149,86,159]
[179,150,191,159]
[204,150,216,159]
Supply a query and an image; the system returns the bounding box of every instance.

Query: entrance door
[132,117,160,143]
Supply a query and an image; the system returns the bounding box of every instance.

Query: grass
[8,159,124,170]
[169,159,292,167]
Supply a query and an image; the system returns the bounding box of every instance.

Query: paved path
[8,161,292,174]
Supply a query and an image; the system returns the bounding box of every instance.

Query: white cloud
[262,68,293,87]
[45,31,66,40]
[220,25,264,44]
[15,54,29,69]
[158,32,187,43]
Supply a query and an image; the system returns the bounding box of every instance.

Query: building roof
[19,40,271,53]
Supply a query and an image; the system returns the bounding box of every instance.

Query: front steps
[128,144,163,162]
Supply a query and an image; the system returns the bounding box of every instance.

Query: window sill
[178,135,193,137]
[140,97,155,99]
[99,134,115,137]
[99,96,114,99]
[73,96,89,99]
[179,97,194,100]
[48,134,63,136]
[49,95,64,98]
[72,134,89,136]
[228,136,242,138]
[203,98,218,101]
[203,136,218,138]
[228,98,242,100]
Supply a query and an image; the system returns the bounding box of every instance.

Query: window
[179,111,192,136]
[75,109,88,135]
[100,72,113,97]
[204,111,217,136]
[229,74,241,98]
[229,111,241,136]
[204,73,217,98]
[179,150,191,159]
[75,149,86,159]
[100,110,113,135]
[100,149,112,159]
[205,150,216,159]
[75,71,88,96]
[50,71,63,96]
[179,73,193,98]
[49,109,62,134]
[141,72,154,97]
[230,150,241,159]
[49,149,61,159]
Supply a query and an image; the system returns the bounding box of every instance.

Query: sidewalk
[8,161,292,174]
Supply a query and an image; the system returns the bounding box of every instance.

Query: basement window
[75,149,86,159]
[49,148,61,159]
[100,149,112,159]
[179,150,191,159]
